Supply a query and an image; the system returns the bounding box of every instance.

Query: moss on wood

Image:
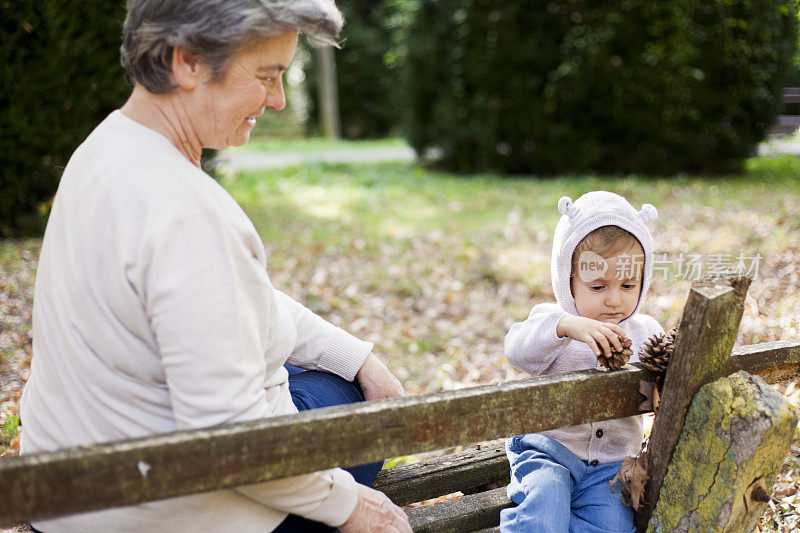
[647,371,798,533]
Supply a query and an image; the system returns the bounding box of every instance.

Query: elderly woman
[20,1,412,532]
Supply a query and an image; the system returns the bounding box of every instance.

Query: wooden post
[637,275,751,531]
[316,46,340,139]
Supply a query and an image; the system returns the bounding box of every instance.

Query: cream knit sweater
[21,111,371,532]
[505,191,664,463]
[505,303,663,462]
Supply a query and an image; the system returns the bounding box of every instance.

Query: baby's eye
[589,285,605,291]
[622,283,637,290]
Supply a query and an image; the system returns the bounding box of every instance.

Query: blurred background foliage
[2,0,799,235]
[0,1,129,237]
[405,0,799,175]
[0,1,216,237]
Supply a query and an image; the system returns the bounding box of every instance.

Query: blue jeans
[272,366,382,533]
[500,434,635,533]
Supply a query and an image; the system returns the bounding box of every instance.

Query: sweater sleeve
[236,468,359,527]
[637,314,666,341]
[505,303,572,375]
[625,314,665,364]
[140,207,358,525]
[277,290,372,381]
[647,315,666,337]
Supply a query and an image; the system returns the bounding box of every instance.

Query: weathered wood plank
[3,333,798,525]
[782,87,800,104]
[406,486,512,533]
[728,338,800,384]
[637,275,750,530]
[374,441,508,506]
[0,367,649,526]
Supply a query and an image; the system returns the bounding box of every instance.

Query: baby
[500,191,665,532]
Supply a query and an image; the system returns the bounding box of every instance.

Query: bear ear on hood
[558,196,577,217]
[639,204,658,223]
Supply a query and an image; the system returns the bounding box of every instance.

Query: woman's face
[194,30,298,149]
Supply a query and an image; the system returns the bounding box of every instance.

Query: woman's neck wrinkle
[157,98,203,167]
[122,86,204,168]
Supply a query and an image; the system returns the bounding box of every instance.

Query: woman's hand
[339,484,412,533]
[355,353,405,401]
[556,316,627,357]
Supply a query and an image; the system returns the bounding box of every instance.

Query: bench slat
[782,87,800,100]
[729,338,800,382]
[1,339,798,525]
[0,368,648,525]
[374,441,508,506]
[406,486,512,533]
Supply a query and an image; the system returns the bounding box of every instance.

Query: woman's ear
[171,46,201,90]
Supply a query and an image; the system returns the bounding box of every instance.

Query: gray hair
[121,0,343,94]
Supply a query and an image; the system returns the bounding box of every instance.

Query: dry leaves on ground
[1,170,799,530]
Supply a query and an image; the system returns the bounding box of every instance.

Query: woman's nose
[265,81,286,111]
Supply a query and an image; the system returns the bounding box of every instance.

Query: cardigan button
[596,429,604,438]
[589,460,599,466]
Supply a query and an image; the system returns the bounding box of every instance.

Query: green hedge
[405,0,799,175]
[0,2,219,236]
[0,1,129,235]
[785,30,800,86]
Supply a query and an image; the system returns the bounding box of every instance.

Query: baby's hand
[557,316,628,358]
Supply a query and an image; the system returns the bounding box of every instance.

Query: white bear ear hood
[551,191,657,320]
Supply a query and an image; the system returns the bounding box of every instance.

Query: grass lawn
[1,152,799,529]
[221,155,800,389]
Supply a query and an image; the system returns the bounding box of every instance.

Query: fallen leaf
[639,380,660,414]
[0,433,20,458]
[610,448,650,511]
[653,387,660,414]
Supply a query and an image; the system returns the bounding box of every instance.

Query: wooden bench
[771,86,800,136]
[2,274,800,532]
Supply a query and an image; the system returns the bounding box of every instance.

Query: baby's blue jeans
[500,433,635,533]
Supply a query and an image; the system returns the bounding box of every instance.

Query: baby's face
[571,248,643,324]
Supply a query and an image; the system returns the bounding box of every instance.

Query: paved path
[218,138,800,171]
[758,137,800,156]
[218,146,416,170]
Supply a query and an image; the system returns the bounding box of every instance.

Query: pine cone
[639,325,678,373]
[598,337,633,370]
